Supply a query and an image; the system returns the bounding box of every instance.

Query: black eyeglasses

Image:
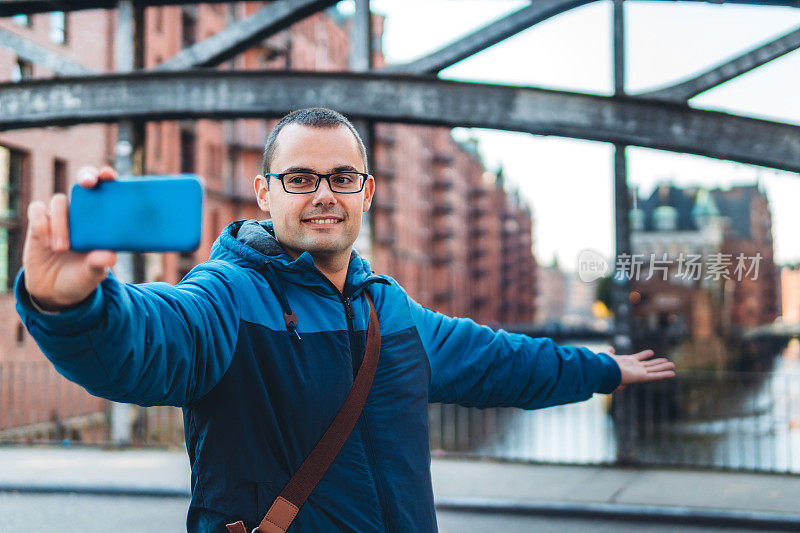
[265,171,369,194]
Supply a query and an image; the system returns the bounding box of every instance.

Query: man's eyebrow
[280,166,316,174]
[331,165,360,172]
[279,165,361,173]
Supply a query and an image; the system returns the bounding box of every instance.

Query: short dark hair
[261,107,368,175]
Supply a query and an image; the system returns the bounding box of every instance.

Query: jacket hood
[208,219,384,296]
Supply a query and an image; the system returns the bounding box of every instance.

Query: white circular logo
[576,248,609,283]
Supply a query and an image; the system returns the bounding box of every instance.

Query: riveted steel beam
[0,1,231,16]
[0,27,96,75]
[2,0,798,17]
[382,0,800,75]
[0,71,797,172]
[643,26,800,101]
[383,0,593,75]
[155,0,338,71]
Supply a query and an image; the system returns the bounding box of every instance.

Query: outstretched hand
[23,166,118,310]
[606,347,675,392]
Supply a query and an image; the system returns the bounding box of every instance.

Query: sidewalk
[430,457,800,528]
[1,446,798,526]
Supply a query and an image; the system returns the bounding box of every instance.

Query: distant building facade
[629,183,777,367]
[535,259,567,324]
[536,258,598,326]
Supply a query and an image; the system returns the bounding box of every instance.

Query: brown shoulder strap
[227,292,381,533]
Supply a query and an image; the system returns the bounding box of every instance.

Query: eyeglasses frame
[264,171,371,194]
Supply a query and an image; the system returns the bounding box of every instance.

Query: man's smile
[301,216,344,227]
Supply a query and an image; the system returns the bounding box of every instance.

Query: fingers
[49,194,70,252]
[646,362,675,373]
[606,346,616,355]
[97,165,117,182]
[634,349,655,361]
[86,250,117,269]
[27,201,50,248]
[643,358,669,367]
[646,370,676,381]
[77,165,117,189]
[77,166,99,188]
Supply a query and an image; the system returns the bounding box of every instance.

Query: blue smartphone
[69,175,204,252]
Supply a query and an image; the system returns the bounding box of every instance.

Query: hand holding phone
[22,166,120,311]
[22,168,204,311]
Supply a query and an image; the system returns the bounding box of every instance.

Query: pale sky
[341,1,800,268]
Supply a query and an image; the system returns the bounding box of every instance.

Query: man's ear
[362,175,375,212]
[254,175,270,213]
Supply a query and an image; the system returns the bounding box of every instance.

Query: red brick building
[629,183,777,368]
[0,4,536,439]
[781,265,800,324]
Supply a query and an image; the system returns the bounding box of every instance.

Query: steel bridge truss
[0,0,798,172]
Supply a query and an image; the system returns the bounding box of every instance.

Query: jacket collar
[210,219,386,296]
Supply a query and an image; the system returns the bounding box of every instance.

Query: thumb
[86,250,117,269]
[84,250,116,283]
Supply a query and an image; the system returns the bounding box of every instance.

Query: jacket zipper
[312,271,391,531]
[342,296,360,378]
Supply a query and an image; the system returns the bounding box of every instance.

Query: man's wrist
[29,292,94,314]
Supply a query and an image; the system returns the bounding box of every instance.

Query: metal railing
[428,368,800,474]
[2,361,799,474]
[0,360,183,446]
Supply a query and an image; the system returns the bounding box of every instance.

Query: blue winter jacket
[16,219,621,532]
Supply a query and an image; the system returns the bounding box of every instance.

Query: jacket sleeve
[14,261,243,407]
[406,296,621,409]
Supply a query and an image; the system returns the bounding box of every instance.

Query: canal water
[475,340,800,473]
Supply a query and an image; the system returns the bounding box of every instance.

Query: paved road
[2,492,797,532]
[2,447,800,531]
[0,492,190,532]
[437,509,800,532]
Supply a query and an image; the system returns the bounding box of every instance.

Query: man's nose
[311,177,337,205]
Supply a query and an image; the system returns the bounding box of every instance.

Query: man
[16,108,675,532]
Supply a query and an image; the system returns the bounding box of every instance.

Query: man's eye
[288,174,313,184]
[332,174,355,184]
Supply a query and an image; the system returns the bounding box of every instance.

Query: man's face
[254,124,374,261]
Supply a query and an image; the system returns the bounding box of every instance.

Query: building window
[0,146,24,219]
[210,209,220,236]
[12,14,32,27]
[206,143,223,180]
[180,127,196,173]
[49,12,68,44]
[653,205,679,232]
[181,7,197,48]
[53,158,67,195]
[0,146,25,291]
[155,7,164,33]
[153,122,162,162]
[10,57,33,82]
